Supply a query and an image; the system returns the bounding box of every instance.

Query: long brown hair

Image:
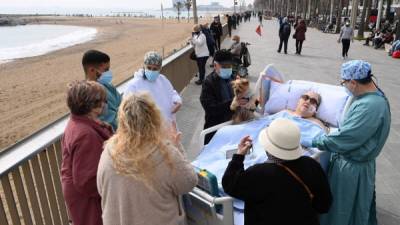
[106,92,174,187]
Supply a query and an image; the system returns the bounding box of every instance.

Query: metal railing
[0,45,198,225]
[0,22,228,225]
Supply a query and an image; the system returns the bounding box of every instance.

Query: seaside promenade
[177,18,400,224]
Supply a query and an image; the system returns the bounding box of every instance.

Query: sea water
[0,25,97,63]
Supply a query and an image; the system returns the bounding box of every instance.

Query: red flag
[255,25,262,36]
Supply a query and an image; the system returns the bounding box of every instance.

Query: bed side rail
[185,187,234,225]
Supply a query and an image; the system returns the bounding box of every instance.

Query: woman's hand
[237,136,253,155]
[169,121,182,147]
[171,102,182,114]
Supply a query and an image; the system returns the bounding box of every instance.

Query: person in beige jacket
[97,92,198,225]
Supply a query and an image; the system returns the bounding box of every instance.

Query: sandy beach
[0,16,201,150]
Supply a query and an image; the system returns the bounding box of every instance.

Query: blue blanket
[192,111,325,209]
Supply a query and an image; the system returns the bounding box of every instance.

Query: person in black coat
[210,17,223,50]
[222,118,332,225]
[226,14,233,37]
[200,50,236,144]
[277,17,291,54]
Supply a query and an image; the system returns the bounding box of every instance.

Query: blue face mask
[98,70,113,84]
[344,87,353,96]
[219,68,232,79]
[144,69,160,82]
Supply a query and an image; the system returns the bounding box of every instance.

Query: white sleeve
[191,34,206,47]
[165,77,182,104]
[124,81,137,97]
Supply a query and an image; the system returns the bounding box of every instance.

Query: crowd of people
[190,13,252,85]
[59,13,391,225]
[363,20,399,59]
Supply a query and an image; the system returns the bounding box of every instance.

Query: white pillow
[264,81,309,114]
[264,80,349,127]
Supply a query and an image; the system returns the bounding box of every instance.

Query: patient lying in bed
[284,91,328,132]
[192,91,328,210]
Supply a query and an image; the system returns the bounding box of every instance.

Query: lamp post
[234,0,237,13]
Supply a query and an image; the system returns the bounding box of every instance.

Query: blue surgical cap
[341,60,372,80]
[144,51,162,66]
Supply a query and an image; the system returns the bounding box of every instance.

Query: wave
[0,25,97,63]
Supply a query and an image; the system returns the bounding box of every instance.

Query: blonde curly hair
[106,92,174,188]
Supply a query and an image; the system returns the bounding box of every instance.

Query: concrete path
[176,18,400,224]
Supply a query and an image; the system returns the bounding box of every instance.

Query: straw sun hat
[258,118,302,160]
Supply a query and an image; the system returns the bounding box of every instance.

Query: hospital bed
[184,65,353,225]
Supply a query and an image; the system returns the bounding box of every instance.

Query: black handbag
[190,50,196,60]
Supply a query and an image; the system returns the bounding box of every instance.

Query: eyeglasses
[340,79,349,86]
[300,94,319,106]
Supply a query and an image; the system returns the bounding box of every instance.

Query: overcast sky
[2,0,249,9]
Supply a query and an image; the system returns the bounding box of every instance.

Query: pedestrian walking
[258,11,263,26]
[294,19,307,55]
[277,17,291,54]
[226,14,233,37]
[210,16,223,50]
[338,21,354,59]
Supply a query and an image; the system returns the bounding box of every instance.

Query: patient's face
[296,91,320,118]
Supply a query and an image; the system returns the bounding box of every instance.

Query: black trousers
[278,37,289,53]
[342,39,351,57]
[196,56,208,81]
[228,26,232,37]
[213,35,221,50]
[296,40,304,54]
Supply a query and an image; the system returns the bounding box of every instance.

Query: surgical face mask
[343,81,354,96]
[344,86,353,96]
[306,105,317,115]
[98,70,113,84]
[219,68,232,79]
[144,69,160,82]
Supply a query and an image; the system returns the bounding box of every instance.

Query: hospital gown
[313,92,391,225]
[192,110,326,210]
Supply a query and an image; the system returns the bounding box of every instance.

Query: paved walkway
[177,18,400,224]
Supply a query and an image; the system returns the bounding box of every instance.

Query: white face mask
[306,105,317,115]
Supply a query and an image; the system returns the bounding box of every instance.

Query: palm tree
[335,0,343,33]
[174,1,183,22]
[185,0,192,23]
[357,0,369,38]
[386,0,392,22]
